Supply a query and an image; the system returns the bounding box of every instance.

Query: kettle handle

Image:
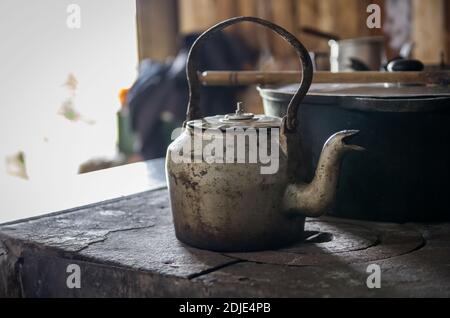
[186,16,313,132]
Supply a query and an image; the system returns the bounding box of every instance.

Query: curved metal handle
[186,16,313,132]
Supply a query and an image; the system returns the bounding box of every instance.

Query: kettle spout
[282,130,364,217]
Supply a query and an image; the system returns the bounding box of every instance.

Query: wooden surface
[1,175,450,297]
[136,0,178,61]
[136,0,449,66]
[412,0,446,64]
[177,0,380,54]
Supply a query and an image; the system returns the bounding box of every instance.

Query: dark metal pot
[258,83,450,222]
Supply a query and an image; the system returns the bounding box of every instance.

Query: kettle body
[166,17,362,252]
[167,123,305,251]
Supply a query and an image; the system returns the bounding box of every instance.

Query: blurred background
[0,0,449,187]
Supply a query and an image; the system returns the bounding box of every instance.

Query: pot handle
[186,16,313,132]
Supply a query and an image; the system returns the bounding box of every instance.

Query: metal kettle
[166,17,363,252]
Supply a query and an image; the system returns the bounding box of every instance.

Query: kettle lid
[187,102,282,131]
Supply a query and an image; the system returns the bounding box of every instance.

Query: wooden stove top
[1,185,449,297]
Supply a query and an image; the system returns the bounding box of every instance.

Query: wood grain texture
[412,0,446,64]
[144,0,449,64]
[199,70,450,85]
[136,0,178,61]
[1,188,449,297]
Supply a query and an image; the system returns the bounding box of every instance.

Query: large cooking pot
[258,83,450,222]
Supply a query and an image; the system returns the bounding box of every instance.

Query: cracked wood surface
[0,240,21,297]
[1,187,450,297]
[0,190,235,279]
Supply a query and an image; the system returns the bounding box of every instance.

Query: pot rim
[257,85,450,113]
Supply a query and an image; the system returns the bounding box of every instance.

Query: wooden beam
[270,0,296,58]
[412,0,446,64]
[179,0,218,34]
[199,70,450,86]
[446,0,450,65]
[297,0,325,52]
[136,0,178,61]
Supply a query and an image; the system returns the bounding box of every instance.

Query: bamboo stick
[199,71,450,86]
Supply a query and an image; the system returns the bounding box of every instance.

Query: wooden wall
[136,0,178,61]
[411,0,447,64]
[178,0,382,55]
[137,0,449,65]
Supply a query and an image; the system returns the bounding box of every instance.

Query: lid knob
[224,102,255,120]
[236,102,245,115]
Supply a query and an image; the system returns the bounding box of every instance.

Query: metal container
[166,17,362,252]
[329,37,386,72]
[258,83,450,222]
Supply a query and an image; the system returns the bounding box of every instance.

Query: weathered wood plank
[412,0,446,64]
[196,222,450,297]
[0,189,235,280]
[0,241,22,297]
[136,0,178,61]
[1,188,450,297]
